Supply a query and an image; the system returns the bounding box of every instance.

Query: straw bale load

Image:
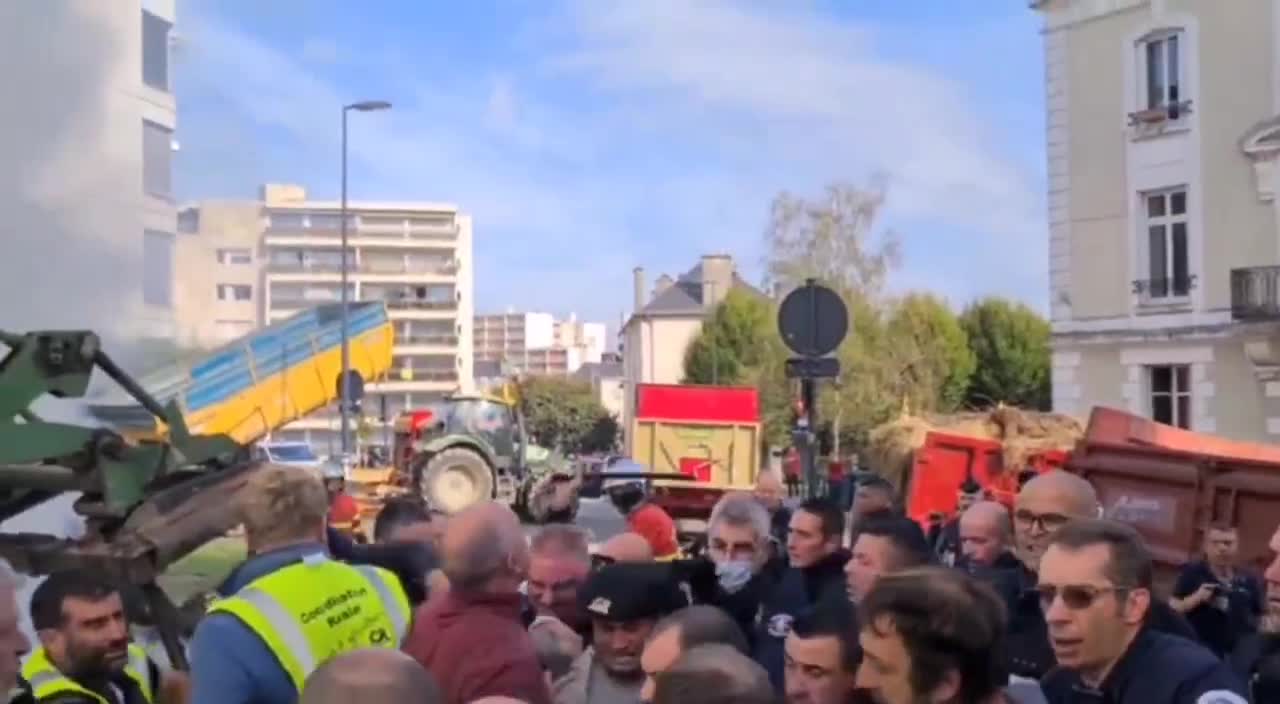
[865,406,1084,491]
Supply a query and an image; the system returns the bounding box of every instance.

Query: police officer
[16,570,162,704]
[188,463,412,704]
[1037,519,1248,703]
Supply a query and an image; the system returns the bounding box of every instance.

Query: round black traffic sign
[777,281,849,357]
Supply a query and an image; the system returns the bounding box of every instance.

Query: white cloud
[177,0,1047,325]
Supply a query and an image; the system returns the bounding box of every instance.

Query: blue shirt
[188,543,323,704]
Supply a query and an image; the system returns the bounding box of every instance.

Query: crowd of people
[0,462,1277,703]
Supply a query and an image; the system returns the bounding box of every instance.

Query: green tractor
[397,392,580,522]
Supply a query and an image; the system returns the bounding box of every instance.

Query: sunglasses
[1036,584,1129,611]
[1013,510,1071,532]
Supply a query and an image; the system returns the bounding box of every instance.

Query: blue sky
[175,0,1047,328]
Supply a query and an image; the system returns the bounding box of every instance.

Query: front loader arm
[0,329,263,669]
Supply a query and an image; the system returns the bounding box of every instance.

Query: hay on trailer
[865,406,1084,492]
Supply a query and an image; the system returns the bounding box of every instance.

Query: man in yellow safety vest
[187,463,412,704]
[15,569,159,704]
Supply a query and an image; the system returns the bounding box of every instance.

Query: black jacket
[1040,629,1249,703]
[976,562,1198,680]
[326,526,439,606]
[671,555,787,650]
[1229,632,1280,703]
[753,549,850,691]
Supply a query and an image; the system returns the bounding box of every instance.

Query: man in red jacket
[403,502,551,704]
[604,478,679,560]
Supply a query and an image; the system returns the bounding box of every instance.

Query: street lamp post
[340,100,392,459]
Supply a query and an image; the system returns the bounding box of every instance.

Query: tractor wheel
[419,448,495,514]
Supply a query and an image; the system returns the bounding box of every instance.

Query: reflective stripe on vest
[208,557,411,692]
[21,644,153,704]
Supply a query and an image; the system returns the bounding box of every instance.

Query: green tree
[518,376,619,454]
[884,293,975,412]
[683,289,775,385]
[959,297,1051,410]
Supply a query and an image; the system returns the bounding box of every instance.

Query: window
[1148,365,1191,429]
[1142,188,1190,299]
[217,248,252,265]
[266,212,306,230]
[217,284,252,301]
[142,120,172,198]
[177,208,199,234]
[141,11,170,91]
[1143,31,1182,111]
[142,230,174,307]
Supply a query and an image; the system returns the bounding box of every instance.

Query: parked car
[253,441,324,470]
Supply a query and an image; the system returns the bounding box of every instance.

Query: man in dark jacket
[671,493,783,649]
[1230,520,1280,702]
[753,471,791,558]
[754,498,849,691]
[1037,519,1247,703]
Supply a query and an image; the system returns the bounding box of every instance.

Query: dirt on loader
[866,406,1084,491]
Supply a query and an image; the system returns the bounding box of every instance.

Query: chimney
[633,267,646,311]
[653,274,674,298]
[700,254,734,310]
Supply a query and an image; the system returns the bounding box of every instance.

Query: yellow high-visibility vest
[207,555,411,693]
[21,644,153,704]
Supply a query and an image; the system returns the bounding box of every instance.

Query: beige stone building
[1035,0,1280,441]
[174,184,475,450]
[621,255,760,444]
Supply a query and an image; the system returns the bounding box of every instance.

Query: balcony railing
[1131,275,1196,299]
[267,259,458,276]
[1232,266,1280,320]
[387,300,457,312]
[396,334,459,347]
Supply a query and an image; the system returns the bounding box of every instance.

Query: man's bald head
[596,532,654,563]
[441,502,529,594]
[753,471,784,512]
[300,649,440,704]
[959,501,1012,567]
[1014,470,1099,572]
[1017,470,1098,517]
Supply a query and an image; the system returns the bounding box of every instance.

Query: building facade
[1035,0,1280,442]
[2,1,178,351]
[174,183,475,451]
[473,311,605,375]
[621,254,760,441]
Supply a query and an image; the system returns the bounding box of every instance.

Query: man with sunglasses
[995,470,1194,680]
[1038,519,1247,703]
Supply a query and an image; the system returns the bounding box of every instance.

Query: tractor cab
[425,394,523,461]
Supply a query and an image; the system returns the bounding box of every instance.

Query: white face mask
[715,559,755,594]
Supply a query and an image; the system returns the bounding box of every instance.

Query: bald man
[596,532,654,565]
[1013,470,1098,573]
[403,503,551,704]
[958,501,1017,570]
[753,471,791,552]
[299,649,440,704]
[1002,470,1195,680]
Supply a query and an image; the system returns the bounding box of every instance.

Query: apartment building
[174,184,474,451]
[473,311,606,375]
[2,1,178,347]
[1034,0,1280,442]
[621,254,761,438]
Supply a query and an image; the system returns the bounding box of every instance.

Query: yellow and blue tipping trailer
[90,303,395,446]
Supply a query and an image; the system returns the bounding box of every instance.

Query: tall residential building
[1034,1,1280,442]
[2,1,178,350]
[473,311,606,375]
[621,254,762,445]
[174,184,475,451]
